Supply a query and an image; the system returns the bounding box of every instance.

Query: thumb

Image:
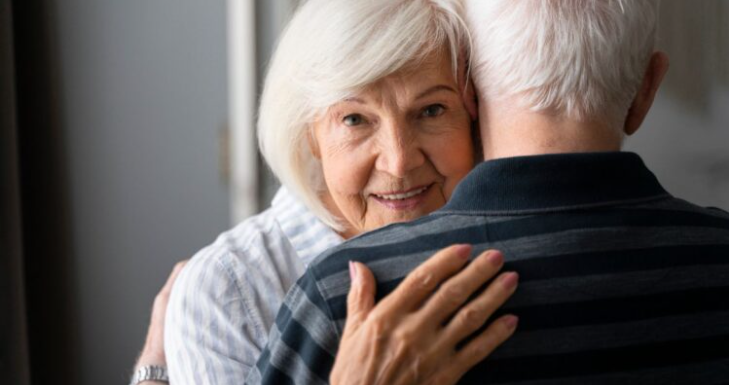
[345,261,376,332]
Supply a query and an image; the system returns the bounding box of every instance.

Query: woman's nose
[375,122,425,178]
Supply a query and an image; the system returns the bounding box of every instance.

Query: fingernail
[454,244,472,259]
[349,261,357,283]
[486,250,504,266]
[504,315,519,329]
[502,272,519,289]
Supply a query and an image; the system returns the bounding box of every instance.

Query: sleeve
[246,268,340,385]
[165,252,266,385]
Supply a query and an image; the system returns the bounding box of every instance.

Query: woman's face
[311,52,475,238]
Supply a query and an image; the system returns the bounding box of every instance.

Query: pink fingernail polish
[487,251,504,266]
[502,272,519,288]
[454,244,472,259]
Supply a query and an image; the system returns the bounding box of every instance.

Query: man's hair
[258,0,471,230]
[465,0,659,129]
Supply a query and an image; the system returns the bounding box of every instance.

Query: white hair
[258,0,471,230]
[465,0,660,128]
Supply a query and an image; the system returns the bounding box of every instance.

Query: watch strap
[130,365,169,385]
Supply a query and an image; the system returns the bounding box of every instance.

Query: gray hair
[258,0,471,230]
[465,0,660,129]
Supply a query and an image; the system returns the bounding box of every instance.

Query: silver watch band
[130,365,169,385]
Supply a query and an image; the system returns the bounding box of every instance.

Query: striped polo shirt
[248,152,729,385]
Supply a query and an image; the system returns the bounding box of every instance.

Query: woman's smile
[369,183,434,210]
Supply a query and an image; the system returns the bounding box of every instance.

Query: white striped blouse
[165,187,343,385]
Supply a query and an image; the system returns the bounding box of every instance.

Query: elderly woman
[130,0,519,384]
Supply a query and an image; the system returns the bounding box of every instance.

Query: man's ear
[624,51,670,136]
[307,126,322,159]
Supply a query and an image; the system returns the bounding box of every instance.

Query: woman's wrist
[132,261,187,384]
[134,348,166,370]
[131,346,168,384]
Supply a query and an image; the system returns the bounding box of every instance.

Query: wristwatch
[130,365,169,385]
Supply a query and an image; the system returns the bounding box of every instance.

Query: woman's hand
[133,261,188,382]
[330,245,518,385]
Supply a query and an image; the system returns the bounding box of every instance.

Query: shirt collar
[272,187,344,266]
[442,152,670,214]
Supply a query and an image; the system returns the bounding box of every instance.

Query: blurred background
[1,1,727,384]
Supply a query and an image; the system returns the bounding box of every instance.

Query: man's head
[464,0,669,159]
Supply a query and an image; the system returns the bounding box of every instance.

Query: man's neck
[478,104,624,161]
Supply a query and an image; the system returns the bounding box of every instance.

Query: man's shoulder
[312,212,486,267]
[707,206,729,217]
[303,212,493,313]
[644,196,729,224]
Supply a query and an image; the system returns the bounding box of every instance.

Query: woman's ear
[624,51,670,136]
[307,126,321,159]
[463,78,478,121]
[456,48,478,121]
[457,49,478,121]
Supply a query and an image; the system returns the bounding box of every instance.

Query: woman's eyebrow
[341,97,367,105]
[415,84,458,100]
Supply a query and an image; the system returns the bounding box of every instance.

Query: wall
[51,1,229,383]
[626,0,729,210]
[254,0,297,205]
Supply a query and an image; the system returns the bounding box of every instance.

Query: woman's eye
[422,104,445,118]
[342,114,365,127]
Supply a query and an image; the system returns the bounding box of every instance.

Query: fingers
[161,260,189,294]
[441,271,518,345]
[451,314,519,377]
[377,244,473,314]
[344,261,376,333]
[418,249,505,324]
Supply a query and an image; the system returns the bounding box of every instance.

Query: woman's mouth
[370,184,432,210]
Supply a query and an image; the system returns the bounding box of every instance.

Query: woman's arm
[136,246,516,385]
[164,251,275,385]
[131,261,187,385]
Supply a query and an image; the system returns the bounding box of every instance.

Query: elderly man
[250,0,729,384]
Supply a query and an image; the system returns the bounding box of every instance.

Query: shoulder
[169,206,305,329]
[312,212,483,268]
[181,206,296,284]
[707,206,729,217]
[307,212,482,304]
[642,197,729,224]
[164,209,298,383]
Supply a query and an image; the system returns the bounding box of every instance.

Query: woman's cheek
[427,129,474,197]
[325,139,371,190]
[431,125,474,164]
[322,143,373,223]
